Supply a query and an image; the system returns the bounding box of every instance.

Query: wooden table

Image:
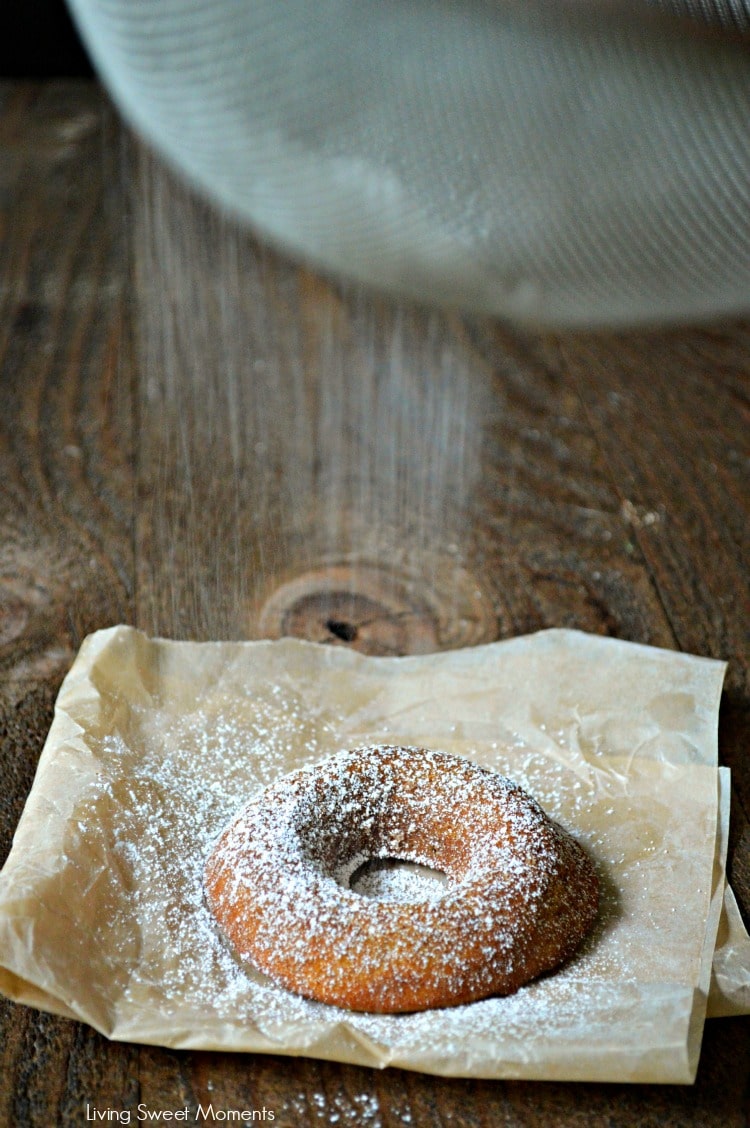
[1,81,748,1127]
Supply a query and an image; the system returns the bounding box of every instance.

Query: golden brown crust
[204,745,599,1013]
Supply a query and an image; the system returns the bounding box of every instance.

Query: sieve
[68,0,750,326]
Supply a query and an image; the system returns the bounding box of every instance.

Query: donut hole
[348,856,450,903]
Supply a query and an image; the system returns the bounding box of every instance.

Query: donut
[204,745,599,1013]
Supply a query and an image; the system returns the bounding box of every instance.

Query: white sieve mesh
[68,0,750,326]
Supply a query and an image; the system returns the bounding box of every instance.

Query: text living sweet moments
[85,1105,275,1123]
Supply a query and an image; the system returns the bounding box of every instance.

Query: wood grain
[547,326,750,907]
[0,80,133,840]
[0,80,135,1127]
[1,81,749,1127]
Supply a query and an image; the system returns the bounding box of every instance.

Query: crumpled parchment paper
[0,625,748,1082]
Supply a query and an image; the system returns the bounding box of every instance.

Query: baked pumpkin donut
[204,745,599,1013]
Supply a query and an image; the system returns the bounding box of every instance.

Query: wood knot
[257,561,495,656]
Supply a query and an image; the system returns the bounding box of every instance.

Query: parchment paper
[1,626,748,1082]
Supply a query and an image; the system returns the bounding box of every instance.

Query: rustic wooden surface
[1,81,749,1126]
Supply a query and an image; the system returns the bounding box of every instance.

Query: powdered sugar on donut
[204,745,599,1012]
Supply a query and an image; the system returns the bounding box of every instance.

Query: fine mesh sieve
[68,0,750,326]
